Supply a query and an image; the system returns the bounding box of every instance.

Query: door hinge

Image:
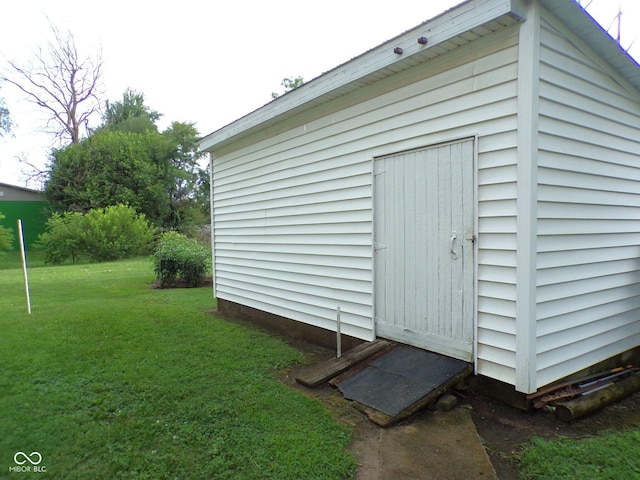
[374,243,387,250]
[465,233,477,243]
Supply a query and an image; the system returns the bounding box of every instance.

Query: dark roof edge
[0,182,42,194]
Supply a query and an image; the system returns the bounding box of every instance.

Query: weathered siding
[536,11,640,388]
[212,28,521,360]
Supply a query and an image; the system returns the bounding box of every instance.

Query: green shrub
[153,231,211,287]
[83,205,154,261]
[0,212,14,256]
[37,204,154,264]
[36,211,85,264]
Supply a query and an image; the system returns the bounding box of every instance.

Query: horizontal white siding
[213,152,374,339]
[476,169,518,386]
[535,12,640,388]
[212,27,521,356]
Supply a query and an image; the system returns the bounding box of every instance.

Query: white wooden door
[374,139,474,361]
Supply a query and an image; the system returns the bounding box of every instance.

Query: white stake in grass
[18,219,32,314]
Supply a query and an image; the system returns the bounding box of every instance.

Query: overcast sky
[1,0,638,189]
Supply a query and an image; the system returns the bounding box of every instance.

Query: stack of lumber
[527,366,640,421]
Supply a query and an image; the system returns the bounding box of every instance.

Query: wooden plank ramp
[297,341,472,427]
[295,339,394,387]
[334,345,471,427]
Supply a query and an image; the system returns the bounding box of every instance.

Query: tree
[1,25,103,144]
[0,87,11,137]
[44,129,173,226]
[271,76,305,99]
[163,121,207,230]
[101,88,162,134]
[45,90,208,231]
[195,166,211,220]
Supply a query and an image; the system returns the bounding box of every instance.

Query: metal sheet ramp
[295,341,472,427]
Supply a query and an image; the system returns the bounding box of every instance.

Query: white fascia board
[198,0,527,152]
[540,0,640,94]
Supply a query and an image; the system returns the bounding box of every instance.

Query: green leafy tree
[101,88,161,134]
[195,166,211,220]
[45,129,173,225]
[44,90,208,231]
[0,212,14,254]
[271,76,305,99]
[163,121,207,231]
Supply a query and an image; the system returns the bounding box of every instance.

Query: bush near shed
[152,231,210,287]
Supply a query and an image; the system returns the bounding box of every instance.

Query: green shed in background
[0,182,48,250]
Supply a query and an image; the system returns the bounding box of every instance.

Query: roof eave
[540,0,640,94]
[199,0,527,152]
[0,182,42,194]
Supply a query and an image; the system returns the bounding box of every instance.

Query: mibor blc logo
[10,452,46,473]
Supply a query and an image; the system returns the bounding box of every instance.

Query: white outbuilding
[200,0,640,396]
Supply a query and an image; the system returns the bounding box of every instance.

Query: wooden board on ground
[294,339,394,387]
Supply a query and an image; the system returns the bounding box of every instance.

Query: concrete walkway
[350,406,497,480]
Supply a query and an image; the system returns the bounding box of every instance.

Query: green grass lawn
[0,258,356,479]
[0,250,48,270]
[519,429,640,480]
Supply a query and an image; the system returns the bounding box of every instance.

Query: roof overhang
[199,0,640,153]
[0,182,41,194]
[540,0,640,89]
[199,0,527,152]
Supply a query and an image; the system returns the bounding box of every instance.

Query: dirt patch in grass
[279,340,640,480]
